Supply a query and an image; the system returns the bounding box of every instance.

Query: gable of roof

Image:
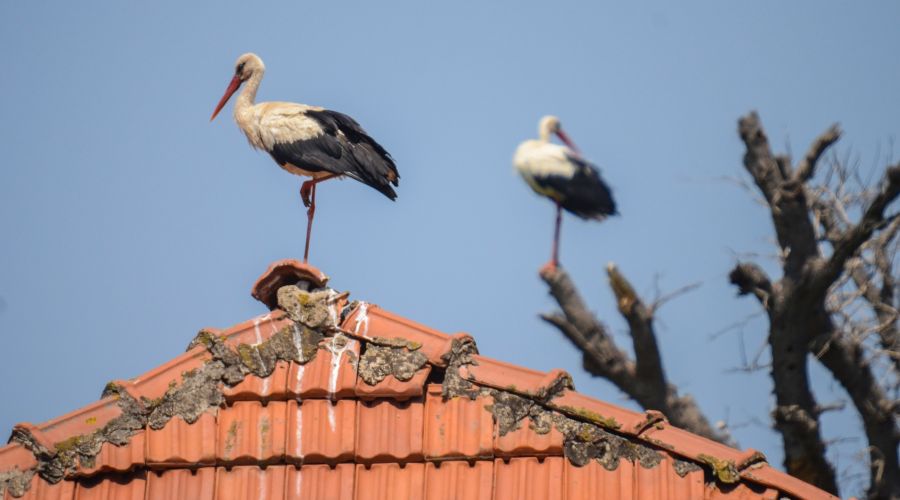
[0,260,835,499]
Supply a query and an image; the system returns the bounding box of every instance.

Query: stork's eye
[236,62,246,75]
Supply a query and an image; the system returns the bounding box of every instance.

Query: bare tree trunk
[731,112,900,499]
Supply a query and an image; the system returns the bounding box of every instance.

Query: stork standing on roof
[210,53,399,263]
[513,115,617,270]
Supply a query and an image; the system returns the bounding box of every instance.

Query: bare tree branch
[848,261,900,376]
[729,262,773,308]
[813,400,846,416]
[539,312,635,383]
[739,112,820,278]
[606,263,667,398]
[738,111,784,202]
[651,280,702,314]
[818,164,900,291]
[539,265,733,445]
[812,184,900,374]
[539,266,634,384]
[795,124,842,183]
[812,330,900,500]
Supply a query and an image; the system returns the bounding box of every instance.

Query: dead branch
[539,265,733,446]
[607,262,667,398]
[818,164,900,292]
[729,262,773,308]
[796,124,842,183]
[651,280,702,314]
[738,112,821,279]
[813,184,900,375]
[538,266,634,385]
[539,312,633,382]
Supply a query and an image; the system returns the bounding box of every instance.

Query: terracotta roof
[0,260,836,499]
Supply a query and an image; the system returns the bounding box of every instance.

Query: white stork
[210,53,399,262]
[513,115,617,270]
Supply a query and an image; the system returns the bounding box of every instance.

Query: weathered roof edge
[339,302,836,500]
[0,260,837,500]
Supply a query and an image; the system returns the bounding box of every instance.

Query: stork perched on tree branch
[211,53,399,262]
[513,115,617,270]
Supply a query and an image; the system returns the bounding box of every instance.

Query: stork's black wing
[535,154,617,220]
[269,109,399,201]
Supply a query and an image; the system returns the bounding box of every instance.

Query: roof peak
[251,259,329,310]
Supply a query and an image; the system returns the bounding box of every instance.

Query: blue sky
[1,1,898,495]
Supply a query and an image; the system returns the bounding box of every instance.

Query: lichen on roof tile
[357,339,428,386]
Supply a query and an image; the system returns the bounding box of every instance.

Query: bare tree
[539,112,900,499]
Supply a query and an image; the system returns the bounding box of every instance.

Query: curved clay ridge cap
[252,259,329,310]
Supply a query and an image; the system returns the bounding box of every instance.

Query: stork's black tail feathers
[305,109,399,201]
[533,153,616,220]
[561,163,616,220]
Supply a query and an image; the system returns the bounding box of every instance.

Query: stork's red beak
[210,75,243,121]
[555,128,581,154]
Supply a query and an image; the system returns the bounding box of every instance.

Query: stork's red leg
[303,183,317,263]
[542,203,563,272]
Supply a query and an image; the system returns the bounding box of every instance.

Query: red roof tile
[286,463,354,499]
[0,261,837,500]
[495,415,565,458]
[76,433,144,476]
[146,413,216,467]
[355,399,424,464]
[223,361,290,402]
[355,463,425,500]
[75,473,146,500]
[343,304,471,367]
[213,466,286,500]
[423,385,493,461]
[145,468,215,500]
[355,364,431,400]
[494,457,565,500]
[424,461,494,500]
[217,401,288,465]
[7,478,75,500]
[0,445,36,476]
[286,400,356,465]
[13,398,123,456]
[287,336,358,399]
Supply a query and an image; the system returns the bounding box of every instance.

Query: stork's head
[210,53,265,121]
[539,115,579,153]
[234,53,265,81]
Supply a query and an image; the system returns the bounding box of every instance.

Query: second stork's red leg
[552,202,562,268]
[303,183,317,262]
[542,202,563,273]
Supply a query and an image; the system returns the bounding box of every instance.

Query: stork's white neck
[538,128,550,142]
[234,69,264,118]
[232,69,265,147]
